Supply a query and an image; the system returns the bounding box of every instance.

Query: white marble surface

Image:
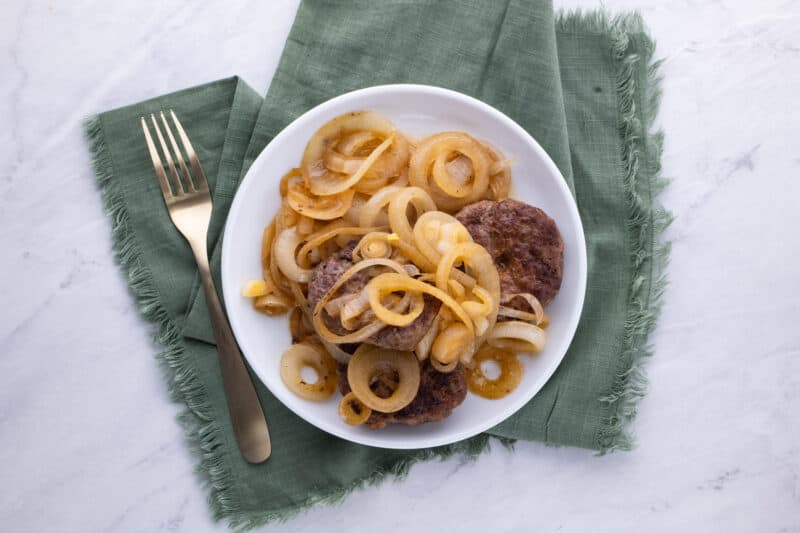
[1,0,798,531]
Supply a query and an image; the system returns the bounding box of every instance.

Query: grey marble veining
[1,0,798,531]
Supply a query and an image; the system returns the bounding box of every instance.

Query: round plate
[222,84,586,449]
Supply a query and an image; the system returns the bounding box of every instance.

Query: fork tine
[141,117,173,200]
[170,110,209,192]
[159,111,196,192]
[149,114,185,195]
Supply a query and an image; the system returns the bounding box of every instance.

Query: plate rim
[221,83,587,449]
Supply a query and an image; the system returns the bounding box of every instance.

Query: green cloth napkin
[84,1,669,528]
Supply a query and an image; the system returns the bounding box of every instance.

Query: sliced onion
[339,392,372,426]
[358,185,402,227]
[352,232,392,260]
[497,306,539,322]
[412,211,471,266]
[252,292,292,316]
[320,338,355,364]
[340,288,371,330]
[269,234,293,294]
[323,292,357,317]
[461,286,493,322]
[287,179,355,220]
[289,306,315,341]
[347,345,420,413]
[280,342,338,401]
[431,322,473,365]
[487,321,547,353]
[260,222,276,273]
[430,355,459,373]
[500,292,545,325]
[466,344,523,399]
[296,225,382,268]
[274,227,313,283]
[415,313,440,361]
[296,215,316,236]
[435,242,500,327]
[343,192,369,226]
[301,111,395,191]
[388,238,437,272]
[364,273,474,337]
[337,131,381,155]
[367,278,425,327]
[361,132,410,180]
[279,168,303,197]
[388,186,436,245]
[353,173,392,194]
[275,200,299,231]
[307,135,393,196]
[408,132,491,211]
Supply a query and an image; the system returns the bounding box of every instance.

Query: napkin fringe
[83,115,241,523]
[559,11,672,452]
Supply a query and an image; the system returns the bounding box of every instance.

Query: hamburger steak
[338,360,468,429]
[456,199,564,307]
[307,242,440,351]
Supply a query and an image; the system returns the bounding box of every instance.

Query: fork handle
[192,244,271,463]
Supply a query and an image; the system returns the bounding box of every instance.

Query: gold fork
[141,110,270,463]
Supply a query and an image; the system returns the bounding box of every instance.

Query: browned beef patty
[307,242,440,351]
[456,199,564,307]
[337,360,467,429]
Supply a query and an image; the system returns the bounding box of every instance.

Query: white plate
[222,84,586,449]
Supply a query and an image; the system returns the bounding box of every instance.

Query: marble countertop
[1,0,798,531]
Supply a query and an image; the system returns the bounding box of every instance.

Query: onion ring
[347,345,420,413]
[409,132,490,211]
[487,321,547,353]
[274,227,314,283]
[465,344,523,399]
[287,179,355,220]
[338,392,372,426]
[279,342,338,401]
[388,186,437,245]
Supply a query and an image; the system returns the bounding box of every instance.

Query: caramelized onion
[481,141,512,200]
[279,168,303,197]
[487,321,547,353]
[296,225,382,268]
[289,306,315,341]
[412,211,472,266]
[409,132,491,211]
[287,179,355,220]
[274,228,313,283]
[358,185,402,227]
[500,292,545,325]
[365,273,474,337]
[308,135,393,196]
[465,344,523,399]
[415,313,440,361]
[347,345,420,413]
[301,111,396,195]
[279,342,338,401]
[352,232,393,260]
[430,355,459,373]
[388,186,437,245]
[338,392,372,426]
[252,292,292,316]
[367,279,426,327]
[431,322,473,365]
